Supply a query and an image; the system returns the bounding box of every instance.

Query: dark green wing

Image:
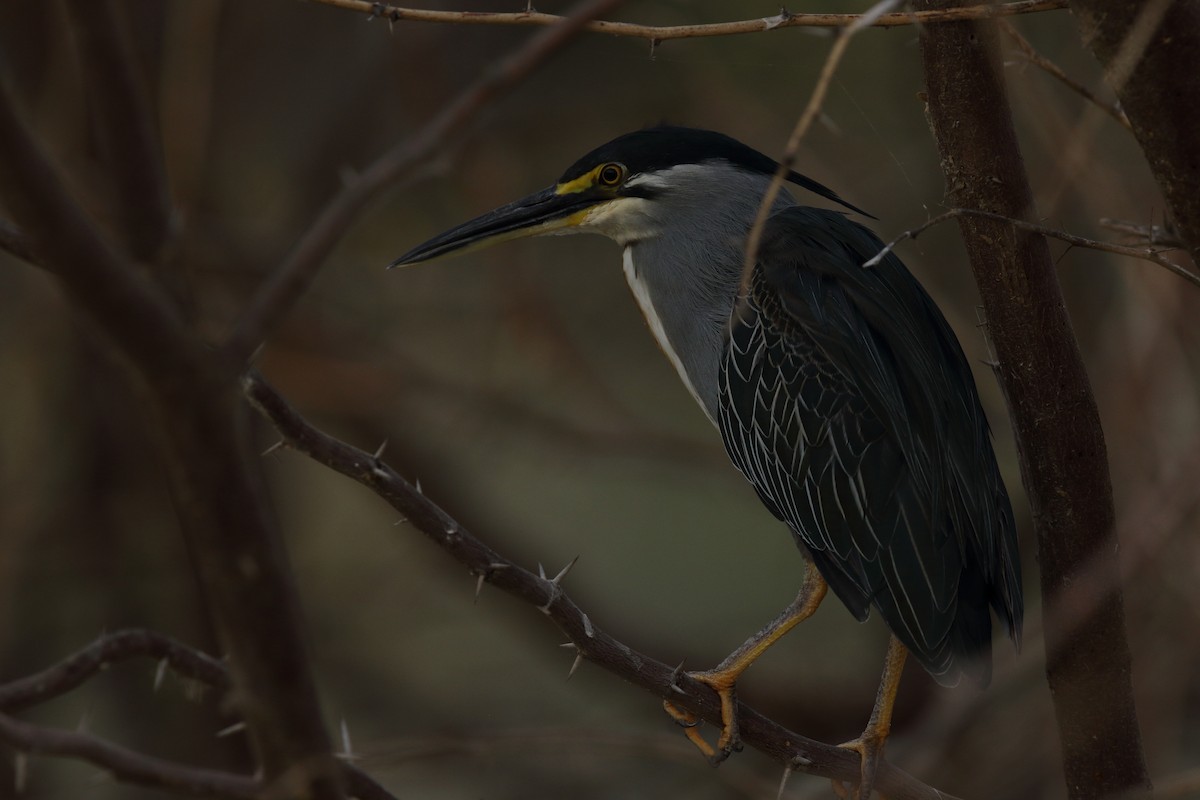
[716,206,1022,686]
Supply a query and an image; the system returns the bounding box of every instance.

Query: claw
[836,733,887,800]
[661,669,741,764]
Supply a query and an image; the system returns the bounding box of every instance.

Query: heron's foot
[831,731,889,800]
[662,668,743,765]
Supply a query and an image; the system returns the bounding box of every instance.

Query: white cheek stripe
[622,248,715,424]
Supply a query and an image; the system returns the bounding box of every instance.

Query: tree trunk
[1070,0,1200,265]
[915,5,1152,798]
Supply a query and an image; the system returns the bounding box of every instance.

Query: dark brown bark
[915,6,1151,799]
[1070,0,1200,266]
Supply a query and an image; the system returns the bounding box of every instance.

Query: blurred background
[1,1,1198,798]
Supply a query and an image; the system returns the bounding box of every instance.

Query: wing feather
[717,206,1022,684]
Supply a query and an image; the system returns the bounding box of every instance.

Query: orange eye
[597,163,626,187]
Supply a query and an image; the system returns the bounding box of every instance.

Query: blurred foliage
[1,1,1198,798]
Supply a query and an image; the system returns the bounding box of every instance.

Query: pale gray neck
[621,164,796,421]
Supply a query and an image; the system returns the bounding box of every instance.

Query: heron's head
[390,126,867,267]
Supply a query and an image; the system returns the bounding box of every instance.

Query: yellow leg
[664,564,828,763]
[834,635,908,800]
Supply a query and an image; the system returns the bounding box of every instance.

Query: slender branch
[64,0,177,264]
[315,0,1067,38]
[0,629,229,712]
[998,19,1132,131]
[0,630,397,800]
[740,0,898,297]
[0,711,259,799]
[867,208,1200,288]
[0,217,38,267]
[1069,0,1200,266]
[222,0,625,369]
[243,372,960,800]
[1100,216,1187,249]
[0,77,194,379]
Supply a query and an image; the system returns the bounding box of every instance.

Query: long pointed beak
[389,186,599,268]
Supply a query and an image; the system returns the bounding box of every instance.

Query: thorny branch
[0,630,397,800]
[242,371,961,800]
[0,629,227,712]
[315,0,1067,39]
[867,208,1200,288]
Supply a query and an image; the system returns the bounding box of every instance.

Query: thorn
[153,658,168,692]
[393,516,408,526]
[261,440,286,457]
[340,718,355,760]
[488,562,509,572]
[367,2,385,21]
[560,641,578,650]
[414,477,423,494]
[537,562,546,580]
[550,555,579,586]
[444,521,460,539]
[567,653,583,680]
[669,660,688,695]
[388,9,400,33]
[373,439,388,460]
[581,612,594,638]
[777,759,796,800]
[216,721,247,738]
[474,572,487,602]
[14,752,27,794]
[649,38,659,59]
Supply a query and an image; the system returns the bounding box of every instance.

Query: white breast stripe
[622,247,715,425]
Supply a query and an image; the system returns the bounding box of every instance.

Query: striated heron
[391,126,1023,799]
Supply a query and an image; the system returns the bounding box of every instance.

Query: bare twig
[0,77,193,379]
[740,0,899,296]
[0,711,259,799]
[222,0,626,369]
[1069,0,1200,266]
[1100,216,1187,249]
[0,217,37,267]
[0,630,398,800]
[316,0,1067,38]
[999,19,1132,131]
[868,208,1200,288]
[0,629,229,712]
[64,0,177,264]
[0,70,344,800]
[243,371,960,800]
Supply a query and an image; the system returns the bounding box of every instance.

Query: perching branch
[866,208,1200,289]
[222,0,626,368]
[313,0,1067,39]
[242,371,961,800]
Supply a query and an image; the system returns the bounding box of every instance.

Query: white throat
[622,247,715,425]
